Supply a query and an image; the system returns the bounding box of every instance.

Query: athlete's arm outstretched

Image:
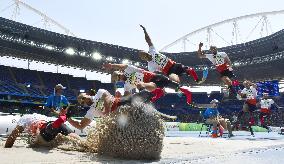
[68,117,91,130]
[103,63,128,71]
[140,25,154,47]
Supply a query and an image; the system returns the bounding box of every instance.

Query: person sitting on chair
[203,99,233,138]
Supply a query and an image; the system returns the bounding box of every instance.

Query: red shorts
[143,71,156,83]
[28,120,47,135]
[162,59,176,75]
[246,99,257,106]
[260,108,271,113]
[216,63,229,73]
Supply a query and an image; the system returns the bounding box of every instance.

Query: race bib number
[215,55,225,65]
[126,72,143,86]
[154,53,168,68]
[246,90,254,99]
[91,100,104,111]
[129,73,137,85]
[262,100,272,108]
[263,101,270,107]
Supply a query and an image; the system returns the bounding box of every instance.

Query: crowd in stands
[0,65,114,106]
[1,17,284,85]
[167,29,284,66]
[1,65,283,127]
[0,17,284,128]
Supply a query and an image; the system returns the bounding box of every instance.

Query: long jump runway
[1,131,284,164]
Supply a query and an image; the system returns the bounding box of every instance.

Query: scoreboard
[256,80,279,96]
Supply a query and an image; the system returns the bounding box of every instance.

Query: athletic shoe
[267,127,272,133]
[179,87,192,104]
[211,133,218,138]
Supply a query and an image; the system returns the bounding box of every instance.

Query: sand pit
[1,132,284,163]
[1,104,284,163]
[57,103,165,160]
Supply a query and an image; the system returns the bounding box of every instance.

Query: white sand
[1,132,284,164]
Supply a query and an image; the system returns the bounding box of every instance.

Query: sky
[1,0,284,51]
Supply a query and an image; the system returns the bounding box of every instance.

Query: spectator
[203,99,233,138]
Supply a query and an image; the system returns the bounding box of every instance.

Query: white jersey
[84,89,115,120]
[84,103,104,120]
[260,99,274,109]
[205,52,227,65]
[241,86,257,101]
[123,65,145,92]
[148,46,169,72]
[17,113,48,132]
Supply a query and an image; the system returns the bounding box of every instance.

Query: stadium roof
[0,17,284,84]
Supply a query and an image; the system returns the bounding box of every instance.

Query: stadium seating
[0,17,283,126]
[11,67,41,86]
[68,76,93,90]
[0,65,13,82]
[1,64,283,127]
[0,65,113,103]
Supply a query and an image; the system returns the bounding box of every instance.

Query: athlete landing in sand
[67,89,177,130]
[4,109,76,148]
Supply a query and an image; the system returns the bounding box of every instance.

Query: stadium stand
[0,16,283,126]
[0,16,283,84]
[0,65,114,107]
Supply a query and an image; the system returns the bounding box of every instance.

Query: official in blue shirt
[45,84,69,116]
[203,99,233,137]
